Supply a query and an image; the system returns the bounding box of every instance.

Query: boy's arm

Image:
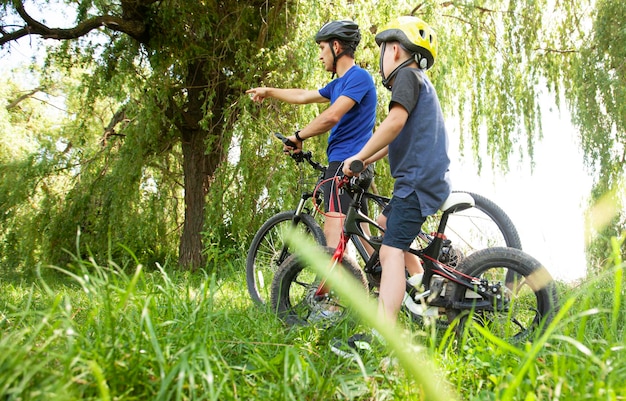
[246,87,327,104]
[364,146,389,165]
[344,104,408,175]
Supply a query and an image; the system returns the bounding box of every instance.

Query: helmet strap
[329,39,349,79]
[379,43,415,90]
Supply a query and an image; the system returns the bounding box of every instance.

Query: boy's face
[379,43,396,82]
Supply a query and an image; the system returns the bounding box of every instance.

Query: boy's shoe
[330,329,385,360]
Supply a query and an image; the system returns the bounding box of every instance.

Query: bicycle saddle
[440,192,475,213]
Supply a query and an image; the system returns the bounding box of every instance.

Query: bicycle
[270,160,559,341]
[246,133,522,306]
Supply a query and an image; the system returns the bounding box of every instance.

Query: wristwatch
[294,130,304,142]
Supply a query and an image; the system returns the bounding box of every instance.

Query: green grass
[1,248,625,400]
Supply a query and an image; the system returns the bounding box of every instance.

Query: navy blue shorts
[382,192,426,250]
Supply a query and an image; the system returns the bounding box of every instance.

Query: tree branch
[100,107,128,147]
[536,47,578,54]
[1,0,150,46]
[6,86,42,110]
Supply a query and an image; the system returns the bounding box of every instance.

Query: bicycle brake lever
[338,160,364,187]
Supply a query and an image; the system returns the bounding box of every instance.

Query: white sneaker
[403,293,439,317]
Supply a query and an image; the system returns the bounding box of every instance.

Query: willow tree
[2,0,621,273]
[1,0,292,269]
[551,0,626,267]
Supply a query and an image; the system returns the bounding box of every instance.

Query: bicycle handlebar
[349,160,364,174]
[274,132,325,172]
[274,132,298,149]
[338,160,365,189]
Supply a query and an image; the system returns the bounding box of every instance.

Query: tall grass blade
[288,230,459,401]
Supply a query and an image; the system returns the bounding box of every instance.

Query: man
[246,20,377,248]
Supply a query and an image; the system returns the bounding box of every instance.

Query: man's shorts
[382,192,426,250]
[322,161,374,215]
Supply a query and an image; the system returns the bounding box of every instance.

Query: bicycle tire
[270,246,368,326]
[456,191,521,249]
[246,210,326,305]
[451,191,522,284]
[444,247,559,343]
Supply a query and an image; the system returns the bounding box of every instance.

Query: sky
[448,95,593,282]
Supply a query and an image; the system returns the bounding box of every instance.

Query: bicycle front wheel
[246,211,326,305]
[271,246,368,326]
[445,247,559,343]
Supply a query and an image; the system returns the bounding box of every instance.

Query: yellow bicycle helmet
[375,16,437,70]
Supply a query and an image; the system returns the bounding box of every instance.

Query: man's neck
[335,57,356,78]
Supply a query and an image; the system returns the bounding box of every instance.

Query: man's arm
[246,87,327,104]
[296,95,356,140]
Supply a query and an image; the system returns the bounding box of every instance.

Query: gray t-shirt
[388,67,451,216]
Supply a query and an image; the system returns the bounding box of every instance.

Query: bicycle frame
[315,177,506,311]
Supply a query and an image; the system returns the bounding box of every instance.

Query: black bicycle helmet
[315,20,361,77]
[315,20,361,49]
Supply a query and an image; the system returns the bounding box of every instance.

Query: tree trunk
[179,126,207,270]
[177,61,230,270]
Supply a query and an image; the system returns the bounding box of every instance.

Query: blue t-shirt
[388,68,451,216]
[318,65,376,162]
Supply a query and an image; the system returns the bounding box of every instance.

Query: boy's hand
[343,156,364,176]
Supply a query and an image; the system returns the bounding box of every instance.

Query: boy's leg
[379,193,426,322]
[377,210,423,276]
[378,245,406,324]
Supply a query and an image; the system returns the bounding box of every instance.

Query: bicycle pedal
[412,289,431,302]
[427,277,445,303]
[365,262,382,275]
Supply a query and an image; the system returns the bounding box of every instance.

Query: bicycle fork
[276,195,316,264]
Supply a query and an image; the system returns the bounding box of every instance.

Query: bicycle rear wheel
[420,191,522,267]
[445,247,559,343]
[404,192,525,325]
[246,211,326,305]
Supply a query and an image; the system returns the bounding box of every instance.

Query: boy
[332,16,451,358]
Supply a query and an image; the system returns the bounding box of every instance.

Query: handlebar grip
[349,160,364,174]
[274,132,298,149]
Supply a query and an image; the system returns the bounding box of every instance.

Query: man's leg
[324,211,345,249]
